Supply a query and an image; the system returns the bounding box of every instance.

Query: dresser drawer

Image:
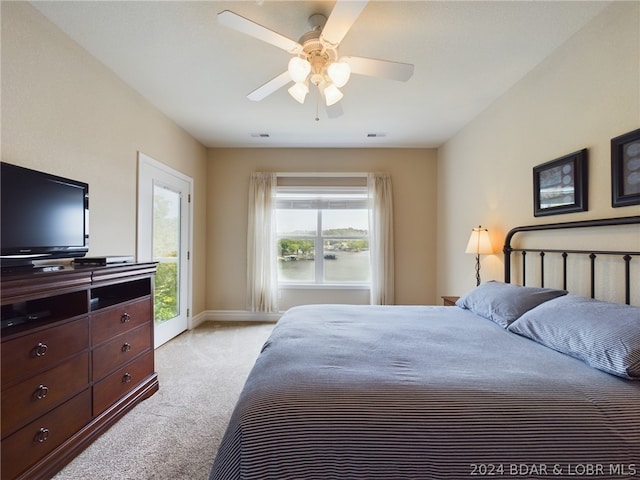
[1,389,91,480]
[91,297,151,346]
[93,350,154,416]
[2,352,89,439]
[92,323,152,380]
[1,318,89,387]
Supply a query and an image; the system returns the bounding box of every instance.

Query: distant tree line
[278,228,369,258]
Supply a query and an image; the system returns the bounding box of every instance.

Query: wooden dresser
[1,263,159,480]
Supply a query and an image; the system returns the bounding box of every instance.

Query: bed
[210,217,640,480]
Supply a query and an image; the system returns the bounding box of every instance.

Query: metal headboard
[504,216,640,305]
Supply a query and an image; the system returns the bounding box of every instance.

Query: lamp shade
[288,57,311,83]
[465,226,493,255]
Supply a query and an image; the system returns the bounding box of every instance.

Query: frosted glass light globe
[327,61,351,88]
[288,57,311,83]
[288,82,309,104]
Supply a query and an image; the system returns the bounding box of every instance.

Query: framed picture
[533,149,588,217]
[611,128,640,207]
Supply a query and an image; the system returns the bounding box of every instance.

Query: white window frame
[276,186,370,287]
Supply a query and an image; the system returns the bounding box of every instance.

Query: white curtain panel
[246,172,279,312]
[368,173,395,305]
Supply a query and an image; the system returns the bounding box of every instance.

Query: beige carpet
[53,321,275,480]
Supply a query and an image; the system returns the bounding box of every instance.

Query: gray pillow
[455,281,567,328]
[508,295,640,379]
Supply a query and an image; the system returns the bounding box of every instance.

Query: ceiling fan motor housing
[298,14,338,84]
[308,13,327,31]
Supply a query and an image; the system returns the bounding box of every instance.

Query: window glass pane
[276,209,316,235]
[322,208,369,283]
[276,189,370,285]
[278,238,315,282]
[324,239,370,282]
[322,209,368,235]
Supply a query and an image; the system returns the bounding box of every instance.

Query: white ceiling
[31,1,610,149]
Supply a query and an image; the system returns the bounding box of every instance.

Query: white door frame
[137,151,193,348]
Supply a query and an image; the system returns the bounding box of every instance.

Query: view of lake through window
[276,189,370,284]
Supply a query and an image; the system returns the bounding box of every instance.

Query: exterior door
[137,152,192,348]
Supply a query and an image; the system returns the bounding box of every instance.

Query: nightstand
[441,296,460,307]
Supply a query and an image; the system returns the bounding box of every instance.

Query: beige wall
[437,1,640,301]
[1,2,208,315]
[207,148,437,311]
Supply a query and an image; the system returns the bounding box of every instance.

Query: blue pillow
[455,281,567,328]
[508,295,640,379]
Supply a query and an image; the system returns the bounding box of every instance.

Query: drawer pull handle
[35,427,50,443]
[122,343,132,352]
[122,373,132,383]
[34,342,48,357]
[34,384,49,400]
[121,312,131,323]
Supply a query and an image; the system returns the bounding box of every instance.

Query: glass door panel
[138,152,191,349]
[153,184,180,324]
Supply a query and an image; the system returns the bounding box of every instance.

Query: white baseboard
[192,310,281,327]
[189,310,209,329]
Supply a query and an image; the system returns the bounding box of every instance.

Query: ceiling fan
[217,1,414,115]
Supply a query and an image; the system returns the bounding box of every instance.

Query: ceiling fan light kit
[286,50,351,106]
[284,14,350,108]
[218,0,414,116]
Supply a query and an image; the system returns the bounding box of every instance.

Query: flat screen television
[1,162,89,270]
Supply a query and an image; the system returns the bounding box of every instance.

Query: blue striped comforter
[210,305,640,480]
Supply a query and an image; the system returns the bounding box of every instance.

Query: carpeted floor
[52,321,275,480]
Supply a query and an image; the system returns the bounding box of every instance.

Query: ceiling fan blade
[247,71,292,102]
[343,56,414,82]
[218,10,303,54]
[326,102,343,119]
[321,1,368,47]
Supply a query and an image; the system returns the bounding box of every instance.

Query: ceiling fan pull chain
[315,92,320,122]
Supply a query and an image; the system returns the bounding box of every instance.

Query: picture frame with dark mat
[611,128,640,207]
[533,149,588,217]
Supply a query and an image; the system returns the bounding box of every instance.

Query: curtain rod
[276,172,368,178]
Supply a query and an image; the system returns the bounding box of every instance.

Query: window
[276,186,370,285]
